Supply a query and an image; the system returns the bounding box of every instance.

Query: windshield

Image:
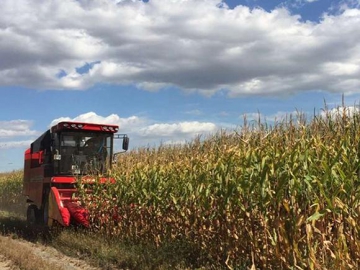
[55,131,113,175]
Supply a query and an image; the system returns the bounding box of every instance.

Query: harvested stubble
[80,109,360,269]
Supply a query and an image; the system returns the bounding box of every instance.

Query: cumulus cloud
[1,0,360,96]
[136,121,218,147]
[50,112,218,148]
[139,121,217,137]
[52,112,119,126]
[0,140,33,149]
[0,120,38,137]
[50,111,147,133]
[242,110,308,123]
[320,106,360,119]
[0,120,38,166]
[337,0,360,11]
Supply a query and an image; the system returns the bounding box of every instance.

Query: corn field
[80,108,360,269]
[0,171,24,215]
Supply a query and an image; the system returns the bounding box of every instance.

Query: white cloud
[0,119,37,171]
[337,0,360,11]
[322,62,360,76]
[51,112,121,126]
[320,106,360,119]
[242,110,308,123]
[50,112,146,133]
[1,0,360,96]
[0,120,38,137]
[139,121,217,137]
[50,112,218,148]
[0,140,33,149]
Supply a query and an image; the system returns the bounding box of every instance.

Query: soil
[0,235,101,270]
[0,254,19,270]
[0,209,102,270]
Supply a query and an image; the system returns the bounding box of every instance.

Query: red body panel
[50,176,115,184]
[51,176,77,184]
[23,149,50,208]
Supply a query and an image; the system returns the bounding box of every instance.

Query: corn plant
[80,106,360,269]
[0,171,24,215]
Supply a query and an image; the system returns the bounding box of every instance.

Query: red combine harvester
[23,121,129,227]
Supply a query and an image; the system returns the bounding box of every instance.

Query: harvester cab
[23,121,129,227]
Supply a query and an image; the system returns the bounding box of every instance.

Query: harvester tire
[26,204,41,225]
[42,196,49,226]
[40,190,50,226]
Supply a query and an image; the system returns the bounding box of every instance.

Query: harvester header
[23,120,129,227]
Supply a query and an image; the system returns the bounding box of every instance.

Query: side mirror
[122,136,129,151]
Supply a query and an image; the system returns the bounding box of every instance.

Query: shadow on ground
[0,210,53,242]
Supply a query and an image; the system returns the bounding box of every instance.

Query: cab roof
[51,121,119,133]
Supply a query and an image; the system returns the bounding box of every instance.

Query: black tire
[26,204,41,225]
[42,195,49,226]
[39,189,50,227]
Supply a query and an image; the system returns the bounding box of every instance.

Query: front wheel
[43,195,49,226]
[40,190,50,227]
[26,204,41,225]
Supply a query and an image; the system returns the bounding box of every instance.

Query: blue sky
[1,0,360,172]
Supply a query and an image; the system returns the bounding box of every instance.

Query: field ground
[0,254,18,270]
[0,209,199,270]
[0,211,102,270]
